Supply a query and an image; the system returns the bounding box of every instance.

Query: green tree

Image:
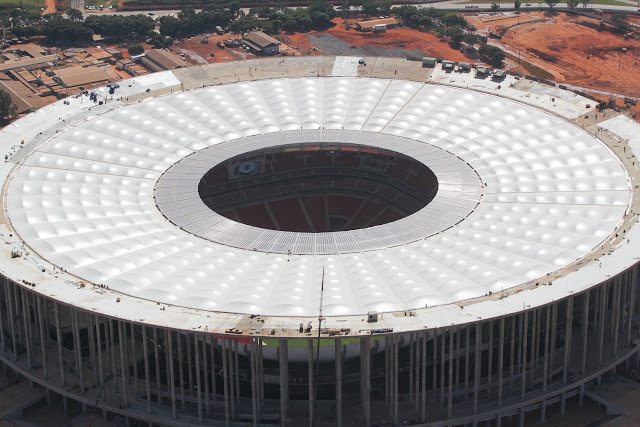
[479,45,505,65]
[611,12,628,23]
[448,26,464,45]
[566,0,579,8]
[490,3,500,11]
[580,0,591,8]
[544,0,558,10]
[66,7,83,21]
[229,0,241,17]
[128,43,144,55]
[514,0,522,12]
[0,89,17,122]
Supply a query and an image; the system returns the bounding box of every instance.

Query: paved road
[84,0,640,18]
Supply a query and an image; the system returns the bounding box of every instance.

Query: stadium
[0,55,640,426]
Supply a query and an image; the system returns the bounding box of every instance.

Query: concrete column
[598,283,606,364]
[465,327,470,401]
[73,309,85,393]
[20,289,32,367]
[364,336,371,427]
[521,311,528,400]
[222,337,230,424]
[118,321,127,407]
[474,323,480,413]
[543,305,550,392]
[234,338,240,405]
[415,332,420,410]
[628,270,636,345]
[455,325,461,392]
[385,335,390,406]
[550,304,558,378]
[130,323,138,397]
[563,297,573,383]
[95,315,105,402]
[195,335,203,423]
[409,332,414,403]
[433,329,438,397]
[228,337,236,418]
[335,337,342,427]
[279,338,286,426]
[530,309,537,384]
[308,339,313,426]
[393,334,399,426]
[54,302,65,387]
[203,334,209,415]
[509,315,515,391]
[447,327,454,418]
[109,321,117,395]
[152,328,160,403]
[0,280,4,350]
[163,330,171,410]
[488,320,493,398]
[187,333,194,400]
[613,278,621,357]
[421,330,427,423]
[178,332,185,409]
[259,339,265,407]
[142,325,151,414]
[211,337,217,403]
[581,291,590,376]
[440,329,445,405]
[4,281,16,355]
[498,317,505,406]
[36,296,48,379]
[168,330,176,418]
[251,338,258,427]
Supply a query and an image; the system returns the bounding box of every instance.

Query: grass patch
[262,336,384,347]
[0,0,45,13]
[517,58,555,79]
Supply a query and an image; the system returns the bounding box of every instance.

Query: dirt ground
[283,18,472,63]
[175,33,257,65]
[467,12,640,98]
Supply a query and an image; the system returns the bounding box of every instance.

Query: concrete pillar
[168,330,176,418]
[488,320,493,398]
[251,338,258,427]
[222,337,230,424]
[433,329,438,398]
[142,326,151,414]
[447,327,454,418]
[54,302,65,387]
[598,283,606,364]
[530,309,537,384]
[409,332,414,403]
[440,329,445,405]
[393,334,399,426]
[628,270,636,345]
[543,305,550,392]
[152,328,160,404]
[613,278,621,357]
[0,280,4,350]
[509,316,515,391]
[279,338,286,426]
[20,288,32,367]
[211,337,217,403]
[202,334,209,415]
[118,321,127,407]
[474,323,480,412]
[234,338,240,405]
[465,327,470,401]
[415,332,420,410]
[521,311,528,400]
[36,296,48,379]
[335,337,342,427]
[187,333,194,400]
[73,310,85,393]
[130,323,138,397]
[4,281,16,355]
[550,304,558,378]
[308,339,313,426]
[195,335,203,423]
[385,335,390,406]
[421,330,427,423]
[178,332,185,409]
[364,336,371,427]
[498,317,504,406]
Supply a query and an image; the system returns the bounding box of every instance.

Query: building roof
[0,79,48,113]
[2,75,630,319]
[0,54,58,72]
[356,17,398,29]
[53,66,113,87]
[144,49,189,70]
[244,31,281,50]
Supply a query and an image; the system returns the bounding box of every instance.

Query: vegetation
[490,2,500,11]
[566,0,580,8]
[392,5,469,31]
[610,12,628,23]
[544,0,559,9]
[478,44,505,66]
[159,6,233,37]
[0,89,17,122]
[518,59,555,80]
[127,43,144,55]
[514,0,521,12]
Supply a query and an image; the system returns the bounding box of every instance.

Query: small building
[354,17,398,32]
[243,32,281,56]
[0,79,49,113]
[422,57,437,68]
[53,66,114,89]
[141,49,189,71]
[442,60,455,72]
[457,62,471,72]
[491,69,507,80]
[476,66,491,77]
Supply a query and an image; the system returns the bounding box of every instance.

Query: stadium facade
[0,56,640,426]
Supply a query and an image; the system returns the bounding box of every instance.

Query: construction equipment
[88,372,112,427]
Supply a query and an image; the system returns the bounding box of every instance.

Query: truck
[215,26,224,35]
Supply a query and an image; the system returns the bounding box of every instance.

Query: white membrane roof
[3,77,631,317]
[156,130,482,254]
